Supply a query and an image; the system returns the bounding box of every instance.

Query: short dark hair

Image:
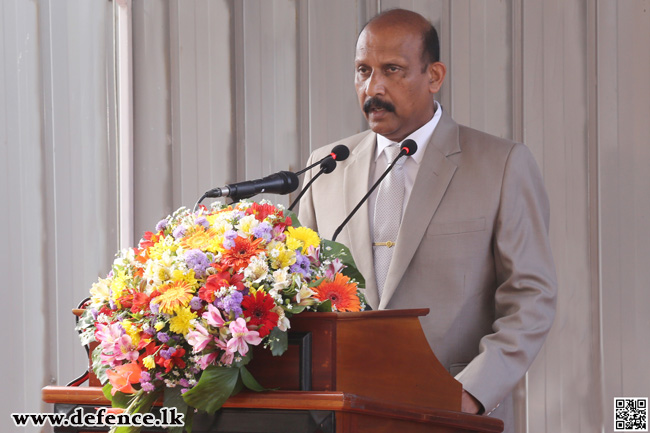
[360,9,440,71]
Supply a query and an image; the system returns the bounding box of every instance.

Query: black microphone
[295,144,350,176]
[288,158,338,211]
[204,171,300,200]
[331,139,418,242]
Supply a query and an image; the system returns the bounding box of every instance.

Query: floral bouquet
[76,200,365,432]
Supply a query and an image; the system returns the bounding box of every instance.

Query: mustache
[363,97,395,115]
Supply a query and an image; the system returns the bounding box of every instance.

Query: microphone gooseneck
[288,158,338,211]
[331,139,418,242]
[295,144,350,176]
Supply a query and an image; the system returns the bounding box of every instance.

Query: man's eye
[357,67,369,75]
[387,66,400,73]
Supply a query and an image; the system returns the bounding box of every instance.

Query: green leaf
[182,365,241,414]
[111,390,135,409]
[285,210,301,227]
[164,387,187,433]
[101,383,114,403]
[240,366,267,392]
[317,299,332,312]
[268,327,288,356]
[91,345,110,385]
[184,410,194,433]
[284,304,306,315]
[321,239,366,288]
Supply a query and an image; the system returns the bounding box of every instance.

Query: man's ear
[428,62,446,94]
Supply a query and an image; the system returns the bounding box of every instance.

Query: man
[298,8,557,432]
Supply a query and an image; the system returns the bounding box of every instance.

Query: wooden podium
[43,308,503,433]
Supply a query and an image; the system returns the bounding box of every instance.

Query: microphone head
[279,171,300,194]
[330,144,350,161]
[400,139,418,156]
[320,158,337,174]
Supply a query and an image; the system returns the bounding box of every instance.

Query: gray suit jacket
[298,109,557,431]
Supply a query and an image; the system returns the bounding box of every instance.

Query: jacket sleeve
[454,143,558,414]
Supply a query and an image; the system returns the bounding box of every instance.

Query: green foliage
[181,366,241,415]
[321,239,366,288]
[268,327,289,356]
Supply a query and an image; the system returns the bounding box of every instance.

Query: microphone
[331,139,418,242]
[288,158,338,211]
[295,144,350,176]
[203,171,300,200]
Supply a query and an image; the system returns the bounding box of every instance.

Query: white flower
[272,268,291,292]
[244,254,269,283]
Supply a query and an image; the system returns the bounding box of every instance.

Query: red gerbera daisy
[246,202,281,222]
[221,237,265,271]
[313,273,361,312]
[199,271,245,303]
[241,290,279,337]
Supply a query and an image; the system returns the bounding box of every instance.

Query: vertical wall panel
[0,1,46,431]
[522,0,597,432]
[599,1,650,431]
[0,1,117,432]
[169,0,235,210]
[133,0,173,236]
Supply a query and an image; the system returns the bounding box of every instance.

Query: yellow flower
[152,281,194,315]
[143,355,155,370]
[286,226,320,254]
[269,243,296,269]
[172,269,198,289]
[169,307,196,335]
[154,321,165,331]
[121,320,141,346]
[180,227,221,252]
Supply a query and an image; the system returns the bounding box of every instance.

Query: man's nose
[365,72,385,97]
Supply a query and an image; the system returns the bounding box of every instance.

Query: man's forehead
[355,26,422,60]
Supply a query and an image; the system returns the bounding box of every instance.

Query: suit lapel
[378,110,461,309]
[341,132,380,309]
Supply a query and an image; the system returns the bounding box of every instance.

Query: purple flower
[179,378,190,387]
[157,332,170,343]
[185,249,211,277]
[216,291,243,316]
[141,371,152,382]
[290,252,311,278]
[141,382,156,392]
[223,230,238,250]
[172,225,186,239]
[155,372,164,381]
[150,302,160,315]
[194,217,210,229]
[252,221,273,242]
[155,219,168,232]
[180,388,189,394]
[190,296,203,311]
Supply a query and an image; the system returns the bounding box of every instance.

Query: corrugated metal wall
[1,1,648,432]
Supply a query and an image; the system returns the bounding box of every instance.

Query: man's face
[355,24,437,143]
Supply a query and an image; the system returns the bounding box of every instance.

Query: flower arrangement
[76,200,365,432]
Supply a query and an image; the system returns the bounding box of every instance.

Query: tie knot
[384,144,404,166]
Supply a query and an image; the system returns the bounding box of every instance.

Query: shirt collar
[375,100,442,165]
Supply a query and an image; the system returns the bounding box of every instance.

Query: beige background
[1,0,649,432]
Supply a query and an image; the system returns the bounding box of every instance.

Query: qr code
[615,398,648,431]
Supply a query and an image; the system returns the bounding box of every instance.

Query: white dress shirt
[368,101,443,235]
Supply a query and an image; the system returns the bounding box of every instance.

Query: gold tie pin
[373,241,396,248]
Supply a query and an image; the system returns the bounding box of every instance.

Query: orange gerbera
[313,273,361,312]
[221,237,265,271]
[152,281,194,314]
